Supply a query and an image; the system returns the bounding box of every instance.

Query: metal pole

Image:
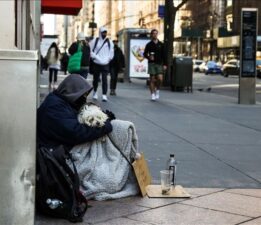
[64,16,68,49]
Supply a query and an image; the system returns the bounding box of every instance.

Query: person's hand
[163,65,167,70]
[149,55,155,61]
[104,110,116,121]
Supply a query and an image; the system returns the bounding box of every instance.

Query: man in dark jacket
[144,29,166,101]
[60,51,69,75]
[109,40,125,96]
[68,32,90,79]
[37,74,113,150]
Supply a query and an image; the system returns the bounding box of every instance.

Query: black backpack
[36,145,88,223]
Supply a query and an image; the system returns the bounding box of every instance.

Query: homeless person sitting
[37,74,140,201]
[37,74,113,151]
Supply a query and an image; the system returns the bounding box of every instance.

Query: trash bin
[171,56,193,92]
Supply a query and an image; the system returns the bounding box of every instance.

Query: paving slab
[225,189,261,198]
[240,217,261,225]
[127,202,249,225]
[183,192,261,217]
[115,196,182,209]
[185,188,226,197]
[95,217,151,225]
[83,200,148,224]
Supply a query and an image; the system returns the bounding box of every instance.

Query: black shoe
[110,90,116,96]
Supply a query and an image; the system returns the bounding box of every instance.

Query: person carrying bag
[68,44,82,74]
[68,32,90,79]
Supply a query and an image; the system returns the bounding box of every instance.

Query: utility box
[171,56,193,92]
[0,50,38,225]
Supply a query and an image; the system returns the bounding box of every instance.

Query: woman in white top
[46,42,60,90]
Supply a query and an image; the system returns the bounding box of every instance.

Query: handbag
[68,44,82,74]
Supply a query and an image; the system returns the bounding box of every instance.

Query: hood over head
[99,27,108,38]
[55,74,93,105]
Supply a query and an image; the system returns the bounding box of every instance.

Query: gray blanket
[70,120,140,200]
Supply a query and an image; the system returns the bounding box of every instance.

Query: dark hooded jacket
[68,41,90,69]
[37,74,112,150]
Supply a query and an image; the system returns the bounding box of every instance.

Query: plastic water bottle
[166,154,177,186]
[46,198,63,209]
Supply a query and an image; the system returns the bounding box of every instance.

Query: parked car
[204,61,223,75]
[198,61,207,73]
[222,59,240,77]
[193,59,204,72]
[222,58,261,78]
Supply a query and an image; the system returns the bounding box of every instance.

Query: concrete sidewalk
[37,73,261,224]
[36,188,261,225]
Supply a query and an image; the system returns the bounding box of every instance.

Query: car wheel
[223,70,228,77]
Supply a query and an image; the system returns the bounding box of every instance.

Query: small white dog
[78,103,108,127]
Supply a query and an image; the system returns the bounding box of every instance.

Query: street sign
[240,9,257,77]
[239,8,258,105]
[89,22,97,28]
[158,5,164,18]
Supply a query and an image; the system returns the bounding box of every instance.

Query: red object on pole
[41,0,82,15]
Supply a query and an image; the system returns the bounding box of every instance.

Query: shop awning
[42,0,82,15]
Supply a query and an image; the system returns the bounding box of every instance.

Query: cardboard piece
[132,153,152,197]
[146,185,191,198]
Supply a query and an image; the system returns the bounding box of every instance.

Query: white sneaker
[53,82,58,90]
[102,95,108,102]
[93,92,98,100]
[155,90,160,99]
[151,93,156,101]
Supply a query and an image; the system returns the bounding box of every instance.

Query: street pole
[163,0,175,86]
[64,16,68,50]
[209,15,213,60]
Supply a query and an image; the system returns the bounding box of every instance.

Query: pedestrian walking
[68,32,90,79]
[144,29,166,101]
[46,42,61,90]
[109,40,125,96]
[89,27,114,102]
[60,51,69,75]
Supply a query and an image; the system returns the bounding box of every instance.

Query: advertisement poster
[129,39,150,78]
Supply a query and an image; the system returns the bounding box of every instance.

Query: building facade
[0,0,41,50]
[179,0,226,60]
[218,0,261,60]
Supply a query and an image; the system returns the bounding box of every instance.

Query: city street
[193,72,261,102]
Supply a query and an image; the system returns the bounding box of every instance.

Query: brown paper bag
[132,153,152,197]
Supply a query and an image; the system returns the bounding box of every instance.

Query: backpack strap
[92,38,99,52]
[77,43,82,52]
[93,38,110,55]
[107,135,133,168]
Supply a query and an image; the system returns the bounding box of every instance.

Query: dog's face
[78,103,108,127]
